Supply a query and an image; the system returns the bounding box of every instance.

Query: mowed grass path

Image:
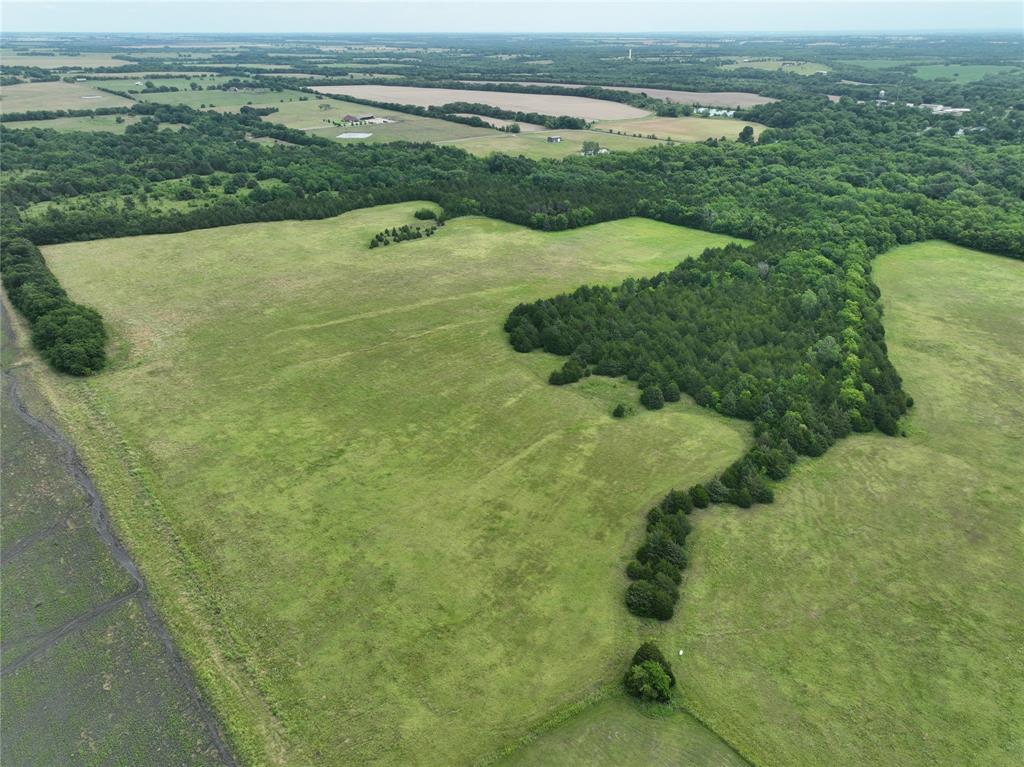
[650,242,1023,766]
[42,205,749,766]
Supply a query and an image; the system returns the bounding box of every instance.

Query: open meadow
[636,241,1023,767]
[39,204,750,766]
[3,114,142,133]
[721,58,829,75]
[265,97,496,143]
[311,84,652,119]
[912,63,1021,82]
[596,115,765,142]
[0,80,134,112]
[438,129,665,159]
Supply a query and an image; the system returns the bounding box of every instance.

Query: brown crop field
[463,81,776,109]
[310,85,651,119]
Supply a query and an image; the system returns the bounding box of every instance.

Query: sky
[2,1,1022,34]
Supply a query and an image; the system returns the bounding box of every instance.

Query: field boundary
[0,295,237,765]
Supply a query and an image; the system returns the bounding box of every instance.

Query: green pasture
[595,115,764,143]
[4,113,142,133]
[0,80,134,113]
[439,129,665,158]
[501,697,747,766]
[721,58,829,75]
[645,241,1024,767]
[913,63,1020,82]
[263,97,496,143]
[41,205,749,766]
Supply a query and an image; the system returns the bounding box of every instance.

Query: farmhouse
[546,135,563,143]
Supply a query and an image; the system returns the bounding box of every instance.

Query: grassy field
[501,696,746,766]
[596,115,765,142]
[312,84,652,119]
[0,81,134,112]
[643,241,1024,766]
[440,129,665,159]
[40,204,750,766]
[913,63,1020,82]
[4,114,142,133]
[0,51,129,68]
[0,307,229,767]
[265,97,496,143]
[721,58,829,75]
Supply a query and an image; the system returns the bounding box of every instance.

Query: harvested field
[0,52,129,69]
[462,81,776,109]
[310,85,651,119]
[439,129,665,159]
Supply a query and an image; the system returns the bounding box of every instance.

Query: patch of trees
[0,106,133,123]
[0,238,106,375]
[369,222,441,247]
[624,490,694,619]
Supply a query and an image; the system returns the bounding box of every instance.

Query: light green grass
[0,51,129,69]
[264,97,496,143]
[913,63,1020,82]
[596,115,765,143]
[642,241,1024,766]
[4,114,142,133]
[41,204,750,766]
[0,81,134,113]
[439,129,665,158]
[722,59,829,75]
[500,697,747,766]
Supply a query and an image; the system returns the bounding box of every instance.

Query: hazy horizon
[3,1,1022,35]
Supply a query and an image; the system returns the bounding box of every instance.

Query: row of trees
[0,238,106,375]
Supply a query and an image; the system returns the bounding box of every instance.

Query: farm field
[0,51,129,68]
[500,697,746,766]
[647,242,1024,766]
[0,80,134,112]
[440,129,665,159]
[721,58,829,75]
[596,115,765,142]
[4,114,142,132]
[0,307,230,767]
[310,84,652,119]
[40,204,751,767]
[264,97,496,142]
[913,63,1020,82]
[464,81,776,108]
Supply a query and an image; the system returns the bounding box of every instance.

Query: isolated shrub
[631,641,676,686]
[624,660,672,702]
[640,385,664,410]
[689,484,710,509]
[612,403,628,418]
[414,207,437,220]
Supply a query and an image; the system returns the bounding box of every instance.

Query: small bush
[414,207,437,220]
